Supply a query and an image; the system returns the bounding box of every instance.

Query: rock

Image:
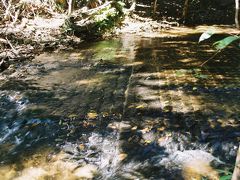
[62,143,79,155]
[170,150,222,165]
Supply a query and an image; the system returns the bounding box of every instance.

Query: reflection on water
[0,33,239,179]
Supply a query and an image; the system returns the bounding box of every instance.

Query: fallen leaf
[145,140,152,144]
[140,127,150,134]
[68,114,78,118]
[166,132,172,137]
[102,112,109,117]
[87,112,98,119]
[108,123,117,129]
[131,126,138,130]
[157,127,165,132]
[31,123,39,127]
[158,137,166,143]
[79,144,85,151]
[119,153,128,161]
[70,129,75,134]
[136,105,145,109]
[128,105,135,108]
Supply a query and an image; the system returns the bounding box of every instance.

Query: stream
[0,33,239,179]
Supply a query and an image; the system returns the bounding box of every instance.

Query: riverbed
[0,31,239,179]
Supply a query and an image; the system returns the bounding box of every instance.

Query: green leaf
[213,36,240,50]
[219,175,232,180]
[199,29,215,43]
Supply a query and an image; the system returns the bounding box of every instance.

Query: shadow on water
[0,31,239,179]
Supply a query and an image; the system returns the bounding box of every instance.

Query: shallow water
[0,33,239,179]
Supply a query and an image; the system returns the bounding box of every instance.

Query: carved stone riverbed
[0,33,239,179]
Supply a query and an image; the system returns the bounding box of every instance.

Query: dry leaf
[166,132,172,137]
[79,144,85,151]
[157,127,165,132]
[102,112,109,117]
[87,112,98,119]
[68,114,77,118]
[131,126,138,130]
[145,140,152,144]
[158,137,166,143]
[140,127,150,134]
[119,153,128,161]
[136,105,145,109]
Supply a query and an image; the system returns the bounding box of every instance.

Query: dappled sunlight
[135,87,159,102]
[31,16,65,29]
[138,78,166,87]
[0,32,239,179]
[208,117,239,129]
[162,41,194,45]
[2,0,240,177]
[123,61,144,67]
[131,69,204,113]
[178,58,197,63]
[194,25,240,35]
[160,25,240,38]
[75,78,100,86]
[0,150,98,180]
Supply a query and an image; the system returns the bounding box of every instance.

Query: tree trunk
[232,145,240,180]
[153,0,157,16]
[182,0,189,24]
[68,0,74,15]
[127,0,136,15]
[235,0,239,28]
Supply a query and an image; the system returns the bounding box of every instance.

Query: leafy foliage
[199,29,240,50]
[92,1,124,35]
[198,29,215,43]
[213,36,240,50]
[217,168,233,180]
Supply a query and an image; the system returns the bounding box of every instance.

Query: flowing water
[0,32,239,179]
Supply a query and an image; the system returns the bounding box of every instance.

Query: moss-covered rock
[63,1,125,39]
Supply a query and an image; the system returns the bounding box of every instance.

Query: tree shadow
[0,32,239,179]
